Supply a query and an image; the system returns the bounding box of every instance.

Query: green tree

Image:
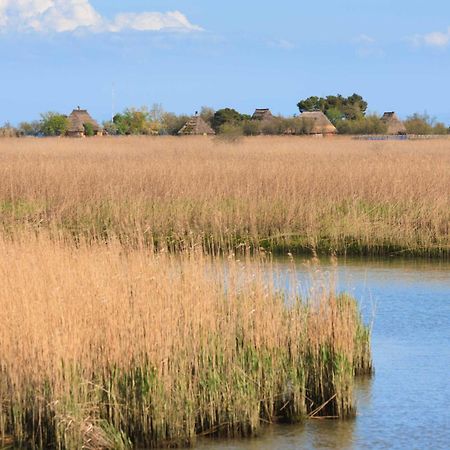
[297,94,368,121]
[40,112,69,136]
[297,96,326,113]
[212,108,246,132]
[113,107,155,135]
[125,108,149,134]
[325,107,343,125]
[342,93,368,120]
[112,113,129,135]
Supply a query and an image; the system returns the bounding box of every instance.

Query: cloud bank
[0,0,202,33]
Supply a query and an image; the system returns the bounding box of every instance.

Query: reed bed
[0,136,448,256]
[0,234,371,449]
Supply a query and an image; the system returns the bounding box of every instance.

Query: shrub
[83,123,95,137]
[260,117,284,135]
[336,115,388,135]
[242,117,317,136]
[160,113,190,135]
[293,117,315,135]
[0,123,18,137]
[215,122,244,142]
[17,121,41,137]
[40,112,69,136]
[404,113,434,135]
[113,108,159,135]
[242,120,261,136]
[432,123,449,135]
[102,121,118,136]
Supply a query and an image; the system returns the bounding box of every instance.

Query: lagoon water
[197,258,450,450]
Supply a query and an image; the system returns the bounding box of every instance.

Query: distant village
[67,107,351,138]
[1,93,449,138]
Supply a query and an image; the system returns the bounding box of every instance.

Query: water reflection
[197,378,374,450]
[197,419,359,450]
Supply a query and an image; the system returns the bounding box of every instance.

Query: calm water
[197,258,450,450]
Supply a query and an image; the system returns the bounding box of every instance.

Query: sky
[0,0,449,125]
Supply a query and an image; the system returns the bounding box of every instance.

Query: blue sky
[0,0,449,125]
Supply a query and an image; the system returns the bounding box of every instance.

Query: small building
[298,111,337,135]
[252,108,274,121]
[67,107,103,137]
[178,115,215,136]
[381,112,407,135]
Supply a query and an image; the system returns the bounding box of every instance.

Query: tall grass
[0,234,371,449]
[0,137,377,447]
[0,136,448,256]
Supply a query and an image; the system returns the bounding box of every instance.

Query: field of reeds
[1,135,445,448]
[0,234,371,449]
[0,136,448,256]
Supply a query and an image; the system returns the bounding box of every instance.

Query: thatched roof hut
[178,115,215,135]
[67,108,103,137]
[299,111,337,135]
[381,112,406,135]
[252,108,273,121]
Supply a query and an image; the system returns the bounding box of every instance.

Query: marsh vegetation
[0,136,448,256]
[0,235,371,448]
[1,135,447,448]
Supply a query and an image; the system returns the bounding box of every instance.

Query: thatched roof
[252,108,273,121]
[381,112,406,135]
[68,108,102,133]
[178,115,215,135]
[299,111,337,134]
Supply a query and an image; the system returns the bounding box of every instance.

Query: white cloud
[410,27,450,48]
[108,11,202,33]
[423,30,450,47]
[0,0,202,33]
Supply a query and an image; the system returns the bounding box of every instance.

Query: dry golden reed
[0,136,448,256]
[0,234,371,449]
[0,137,377,447]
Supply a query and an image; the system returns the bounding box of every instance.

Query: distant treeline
[1,93,449,137]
